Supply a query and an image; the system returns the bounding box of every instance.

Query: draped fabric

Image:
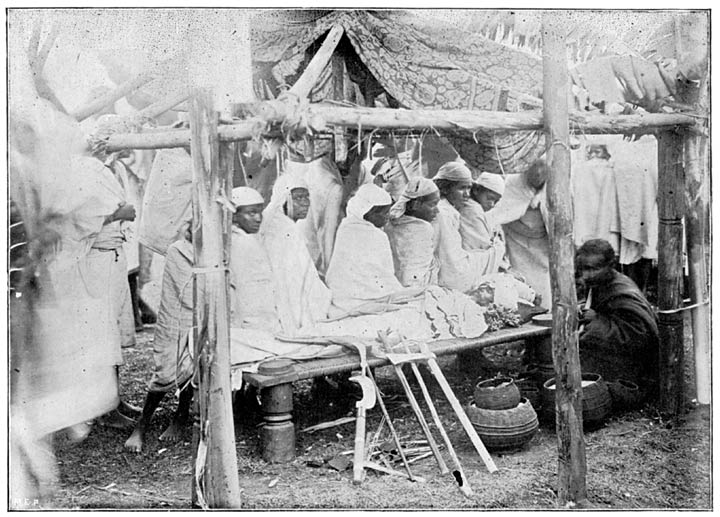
[138,148,193,256]
[251,10,546,174]
[434,198,503,292]
[259,175,332,336]
[229,227,279,332]
[325,215,403,313]
[489,174,551,309]
[285,155,345,276]
[385,215,439,289]
[147,239,195,393]
[459,199,495,251]
[579,271,659,393]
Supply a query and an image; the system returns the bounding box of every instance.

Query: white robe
[434,198,502,292]
[285,155,345,277]
[489,175,551,309]
[385,214,439,289]
[229,227,279,332]
[260,204,331,336]
[326,215,404,313]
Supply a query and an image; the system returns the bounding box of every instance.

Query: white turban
[231,186,264,210]
[389,176,439,219]
[346,183,392,220]
[476,172,505,196]
[434,161,473,183]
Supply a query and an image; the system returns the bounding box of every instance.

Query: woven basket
[467,399,539,452]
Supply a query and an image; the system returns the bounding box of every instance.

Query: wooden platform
[240,323,552,463]
[243,323,552,389]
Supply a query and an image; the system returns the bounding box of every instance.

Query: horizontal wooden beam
[105,104,701,151]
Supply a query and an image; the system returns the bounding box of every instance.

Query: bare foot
[124,428,144,453]
[159,421,183,442]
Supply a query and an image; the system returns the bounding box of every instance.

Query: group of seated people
[125,157,659,451]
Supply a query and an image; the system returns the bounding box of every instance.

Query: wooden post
[188,88,241,508]
[542,14,587,506]
[656,130,686,417]
[684,131,710,404]
[682,73,710,405]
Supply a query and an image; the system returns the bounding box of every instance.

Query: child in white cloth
[471,272,540,311]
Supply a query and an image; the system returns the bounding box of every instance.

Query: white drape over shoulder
[259,173,331,336]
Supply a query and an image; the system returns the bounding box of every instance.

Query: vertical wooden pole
[542,13,587,506]
[189,88,241,508]
[682,74,710,405]
[657,130,686,417]
[684,131,710,404]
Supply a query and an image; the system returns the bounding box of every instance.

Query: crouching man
[575,239,660,400]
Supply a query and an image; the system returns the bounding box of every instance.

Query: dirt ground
[51,316,711,510]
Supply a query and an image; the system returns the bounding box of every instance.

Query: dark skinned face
[364,204,392,229]
[445,181,472,210]
[288,187,310,221]
[575,252,614,289]
[408,191,441,223]
[232,203,263,234]
[475,189,502,212]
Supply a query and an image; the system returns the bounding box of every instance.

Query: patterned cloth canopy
[251,10,546,174]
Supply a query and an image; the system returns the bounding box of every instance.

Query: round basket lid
[257,358,295,376]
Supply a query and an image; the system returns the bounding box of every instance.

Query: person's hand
[580,308,597,324]
[113,203,136,222]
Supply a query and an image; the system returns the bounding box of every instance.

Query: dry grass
[52,316,711,510]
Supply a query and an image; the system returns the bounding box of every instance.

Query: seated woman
[459,172,506,254]
[321,182,485,341]
[433,162,505,292]
[326,183,420,314]
[259,173,331,336]
[385,176,441,289]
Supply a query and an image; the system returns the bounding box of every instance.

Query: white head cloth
[476,172,505,196]
[231,187,264,210]
[346,183,392,220]
[434,161,473,183]
[266,172,309,220]
[389,176,439,219]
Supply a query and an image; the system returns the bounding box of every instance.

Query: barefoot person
[124,222,195,453]
[124,187,279,452]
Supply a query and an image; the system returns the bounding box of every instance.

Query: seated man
[326,183,418,313]
[459,171,506,253]
[228,187,279,332]
[385,176,441,289]
[260,173,331,336]
[433,161,505,292]
[576,239,659,398]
